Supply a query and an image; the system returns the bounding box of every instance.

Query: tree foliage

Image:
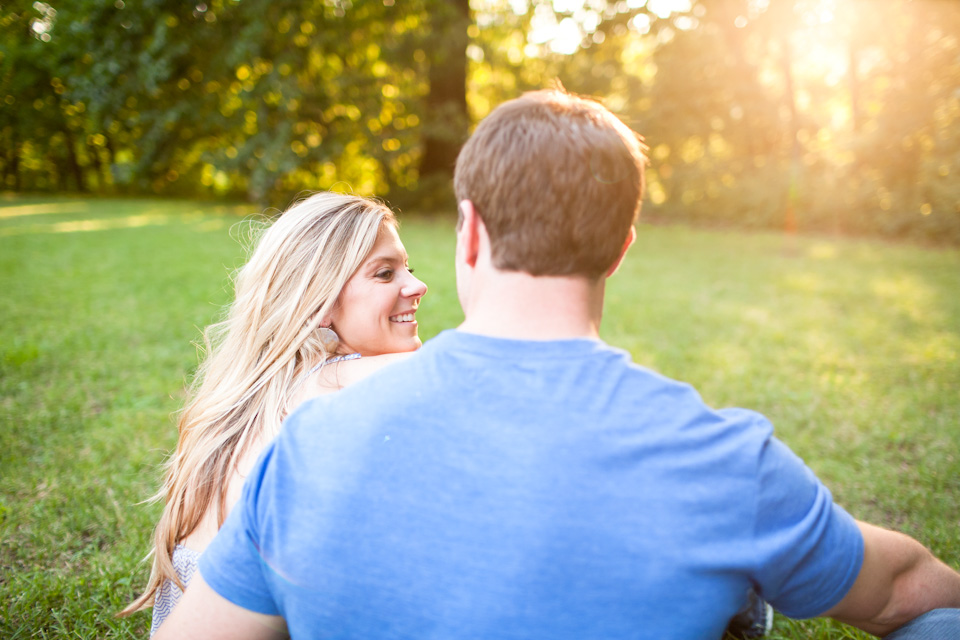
[2,0,958,241]
[2,0,461,204]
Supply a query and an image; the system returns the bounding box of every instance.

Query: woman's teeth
[390,313,415,323]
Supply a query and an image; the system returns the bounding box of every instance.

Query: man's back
[201,330,862,639]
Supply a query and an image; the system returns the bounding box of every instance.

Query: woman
[121,192,427,634]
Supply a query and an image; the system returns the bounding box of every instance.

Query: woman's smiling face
[327,223,427,356]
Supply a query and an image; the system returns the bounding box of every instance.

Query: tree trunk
[62,127,87,192]
[87,143,104,192]
[104,134,118,192]
[419,0,470,179]
[10,135,21,191]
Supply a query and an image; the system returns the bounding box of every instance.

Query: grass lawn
[1,196,958,639]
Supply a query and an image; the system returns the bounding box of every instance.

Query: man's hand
[153,572,287,640]
[823,521,960,636]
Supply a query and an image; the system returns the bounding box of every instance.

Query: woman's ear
[307,308,331,329]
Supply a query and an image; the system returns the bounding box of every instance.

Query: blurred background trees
[1,0,958,242]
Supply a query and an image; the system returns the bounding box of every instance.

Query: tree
[3,0,959,242]
[419,0,471,180]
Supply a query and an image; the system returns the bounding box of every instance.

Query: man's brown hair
[454,89,647,278]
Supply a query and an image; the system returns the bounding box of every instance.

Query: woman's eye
[376,269,394,280]
[406,266,415,274]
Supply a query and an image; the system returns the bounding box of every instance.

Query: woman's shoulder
[338,352,412,381]
[293,352,414,405]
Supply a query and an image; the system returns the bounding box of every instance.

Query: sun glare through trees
[2,0,958,242]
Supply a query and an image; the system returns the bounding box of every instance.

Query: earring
[319,326,339,352]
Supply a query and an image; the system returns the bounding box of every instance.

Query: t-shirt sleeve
[198,442,281,616]
[751,433,864,618]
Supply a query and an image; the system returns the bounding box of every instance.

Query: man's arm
[153,572,287,640]
[823,520,960,637]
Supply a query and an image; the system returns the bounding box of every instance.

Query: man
[156,90,960,639]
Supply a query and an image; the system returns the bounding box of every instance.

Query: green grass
[2,196,958,639]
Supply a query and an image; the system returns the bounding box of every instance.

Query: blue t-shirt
[201,330,863,639]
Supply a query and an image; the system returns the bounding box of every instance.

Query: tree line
[2,0,958,242]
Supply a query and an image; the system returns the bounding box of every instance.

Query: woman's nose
[402,272,428,299]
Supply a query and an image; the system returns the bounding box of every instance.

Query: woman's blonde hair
[122,192,396,614]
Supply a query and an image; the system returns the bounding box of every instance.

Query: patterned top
[149,353,361,635]
[150,544,201,636]
[305,352,361,377]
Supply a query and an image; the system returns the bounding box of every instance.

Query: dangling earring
[319,325,339,352]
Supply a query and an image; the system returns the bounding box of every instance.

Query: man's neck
[458,269,605,341]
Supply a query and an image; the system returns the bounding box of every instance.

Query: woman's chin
[361,337,422,356]
[400,337,423,353]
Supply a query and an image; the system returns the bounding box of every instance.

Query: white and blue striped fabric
[150,544,201,636]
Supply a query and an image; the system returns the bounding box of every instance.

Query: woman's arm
[154,572,288,640]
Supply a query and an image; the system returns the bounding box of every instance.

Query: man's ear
[457,200,481,268]
[605,225,636,278]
